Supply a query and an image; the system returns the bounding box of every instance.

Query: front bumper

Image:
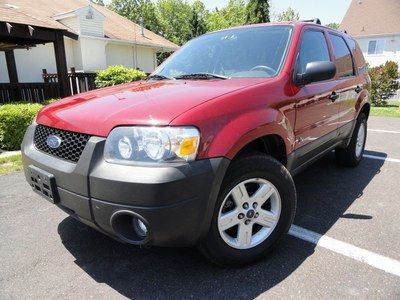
[21,124,229,246]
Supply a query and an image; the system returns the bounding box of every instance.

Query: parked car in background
[21,19,370,265]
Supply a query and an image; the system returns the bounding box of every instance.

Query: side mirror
[295,61,336,85]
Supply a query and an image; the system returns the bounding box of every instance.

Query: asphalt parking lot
[1,116,399,299]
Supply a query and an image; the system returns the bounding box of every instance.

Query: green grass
[370,106,400,118]
[0,154,23,176]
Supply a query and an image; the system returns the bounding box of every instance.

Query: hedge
[368,61,400,106]
[0,103,43,150]
[95,65,147,88]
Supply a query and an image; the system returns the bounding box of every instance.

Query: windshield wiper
[147,74,174,80]
[174,73,229,80]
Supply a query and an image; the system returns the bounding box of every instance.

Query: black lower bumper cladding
[21,124,230,247]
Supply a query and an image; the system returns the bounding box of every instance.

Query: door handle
[329,91,339,102]
[355,86,362,93]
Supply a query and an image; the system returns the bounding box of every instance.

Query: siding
[136,46,157,73]
[77,7,105,38]
[106,44,134,67]
[356,34,400,67]
[0,52,9,83]
[0,38,76,83]
[105,43,157,73]
[58,8,105,38]
[59,17,79,33]
[0,38,157,83]
[14,44,57,82]
[79,17,104,37]
[64,38,75,69]
[79,37,107,71]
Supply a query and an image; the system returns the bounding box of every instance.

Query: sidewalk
[0,150,21,158]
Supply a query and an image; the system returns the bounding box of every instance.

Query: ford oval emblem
[46,135,62,149]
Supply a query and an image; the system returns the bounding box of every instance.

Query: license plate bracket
[28,165,59,204]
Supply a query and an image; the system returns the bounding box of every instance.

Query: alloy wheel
[355,122,366,158]
[217,178,281,250]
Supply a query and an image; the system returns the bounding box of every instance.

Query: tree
[326,22,340,29]
[368,61,400,106]
[108,0,161,34]
[277,7,299,22]
[156,0,193,45]
[188,0,208,39]
[206,0,247,31]
[246,0,270,24]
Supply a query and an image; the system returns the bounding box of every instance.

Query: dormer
[53,5,105,38]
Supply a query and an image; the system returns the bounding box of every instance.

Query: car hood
[37,78,265,137]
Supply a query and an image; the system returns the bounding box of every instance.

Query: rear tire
[199,154,296,266]
[335,113,367,167]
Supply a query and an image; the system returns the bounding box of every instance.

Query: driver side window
[298,30,330,74]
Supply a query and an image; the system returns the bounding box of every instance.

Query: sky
[188,0,352,24]
[103,0,352,25]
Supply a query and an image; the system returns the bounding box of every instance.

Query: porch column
[5,50,18,83]
[53,32,70,98]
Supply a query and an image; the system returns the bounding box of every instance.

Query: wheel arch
[355,88,371,120]
[201,108,295,166]
[233,134,288,166]
[359,102,370,119]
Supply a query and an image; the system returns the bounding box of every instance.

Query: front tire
[335,113,367,167]
[199,154,296,266]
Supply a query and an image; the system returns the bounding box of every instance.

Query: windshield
[154,25,293,79]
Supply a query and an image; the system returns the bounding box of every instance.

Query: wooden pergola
[0,21,78,101]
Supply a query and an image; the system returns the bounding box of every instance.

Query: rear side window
[329,33,355,78]
[346,37,367,74]
[297,30,330,74]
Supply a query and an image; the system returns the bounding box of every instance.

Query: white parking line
[289,225,400,277]
[363,154,400,163]
[368,129,400,134]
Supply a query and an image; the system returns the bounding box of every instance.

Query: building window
[367,39,385,55]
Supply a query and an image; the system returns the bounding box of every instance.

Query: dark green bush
[368,61,400,106]
[95,65,147,88]
[0,103,43,150]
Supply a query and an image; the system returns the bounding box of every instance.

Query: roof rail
[300,18,321,25]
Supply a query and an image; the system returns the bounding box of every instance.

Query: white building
[0,0,178,84]
[339,0,400,68]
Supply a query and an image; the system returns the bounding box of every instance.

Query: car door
[293,28,341,158]
[328,33,365,136]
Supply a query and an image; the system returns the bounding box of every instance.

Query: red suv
[22,20,370,265]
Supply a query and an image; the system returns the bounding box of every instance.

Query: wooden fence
[0,68,97,104]
[42,68,97,96]
[0,82,60,104]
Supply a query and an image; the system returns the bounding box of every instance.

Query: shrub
[95,65,147,88]
[368,61,400,106]
[43,98,58,105]
[0,103,43,150]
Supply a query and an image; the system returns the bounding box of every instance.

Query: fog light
[133,218,148,237]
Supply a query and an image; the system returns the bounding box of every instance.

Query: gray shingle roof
[0,0,179,50]
[339,0,400,37]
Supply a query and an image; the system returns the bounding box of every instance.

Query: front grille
[33,125,91,163]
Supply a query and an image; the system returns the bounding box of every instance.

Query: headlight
[104,126,200,165]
